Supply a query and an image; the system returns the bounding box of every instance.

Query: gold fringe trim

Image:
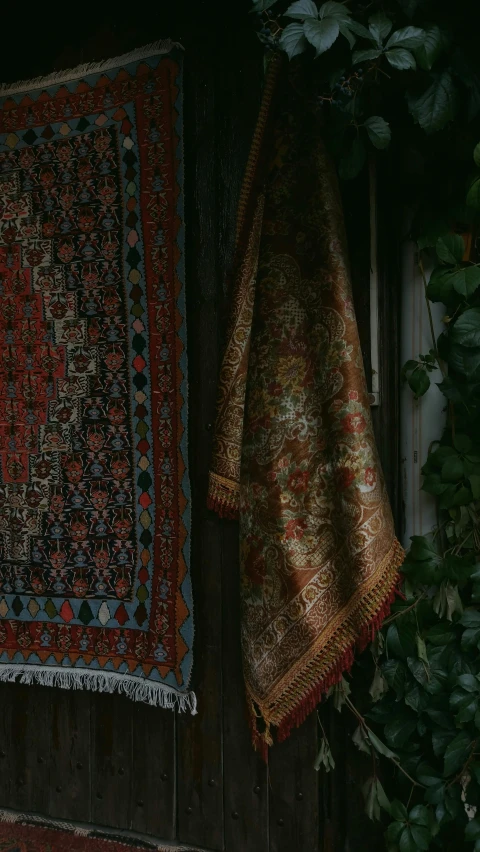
[207,472,240,517]
[235,53,282,244]
[250,538,405,733]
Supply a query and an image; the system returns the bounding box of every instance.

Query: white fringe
[0,664,197,714]
[0,40,183,97]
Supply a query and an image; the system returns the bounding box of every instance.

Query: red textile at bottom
[0,821,187,852]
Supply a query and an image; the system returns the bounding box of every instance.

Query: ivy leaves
[407,71,456,134]
[352,14,425,72]
[280,0,361,58]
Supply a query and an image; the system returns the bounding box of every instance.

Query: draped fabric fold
[208,59,404,747]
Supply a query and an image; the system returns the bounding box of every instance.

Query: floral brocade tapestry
[208,61,403,746]
[0,43,195,711]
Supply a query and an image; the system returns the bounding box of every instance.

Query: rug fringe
[249,538,404,746]
[0,40,181,96]
[207,472,239,518]
[0,664,197,714]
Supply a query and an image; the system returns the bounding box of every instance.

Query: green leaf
[460,608,480,628]
[338,22,356,48]
[436,234,465,265]
[405,684,428,712]
[474,142,480,168]
[352,724,371,754]
[318,0,349,18]
[450,265,480,298]
[468,177,480,211]
[313,735,336,771]
[387,621,417,659]
[465,817,480,841]
[422,473,449,496]
[363,776,381,822]
[331,675,351,711]
[364,116,391,149]
[409,824,431,851]
[386,26,425,50]
[415,25,445,71]
[432,727,456,757]
[338,137,366,180]
[409,535,438,561]
[454,433,473,454]
[441,454,464,483]
[390,799,408,821]
[352,48,382,65]
[279,23,309,58]
[416,633,428,664]
[458,673,480,692]
[425,623,456,645]
[369,667,388,702]
[443,730,472,777]
[368,11,393,45]
[410,804,430,827]
[382,659,406,697]
[417,762,442,786]
[426,267,455,303]
[408,367,430,397]
[346,19,376,40]
[408,71,456,134]
[303,17,340,55]
[285,0,318,19]
[251,0,278,11]
[386,49,416,71]
[451,308,480,347]
[455,693,477,723]
[384,713,417,748]
[461,626,480,650]
[366,727,397,759]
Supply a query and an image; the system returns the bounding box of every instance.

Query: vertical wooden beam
[268,716,319,852]
[90,694,132,830]
[48,689,91,823]
[130,703,175,839]
[176,46,224,851]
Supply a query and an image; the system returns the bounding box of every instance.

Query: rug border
[0,41,183,96]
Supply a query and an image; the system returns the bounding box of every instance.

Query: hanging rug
[0,812,192,851]
[0,42,194,711]
[208,57,403,747]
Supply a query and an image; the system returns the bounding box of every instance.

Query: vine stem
[344,697,426,790]
[381,592,426,627]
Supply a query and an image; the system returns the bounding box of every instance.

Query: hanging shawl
[208,59,404,747]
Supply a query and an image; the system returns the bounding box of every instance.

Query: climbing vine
[251,1,480,849]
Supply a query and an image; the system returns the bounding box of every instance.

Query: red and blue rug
[0,42,194,711]
[0,817,190,851]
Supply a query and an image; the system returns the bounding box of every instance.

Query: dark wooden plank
[47,689,91,823]
[214,38,269,852]
[90,693,132,830]
[222,522,269,852]
[130,702,175,838]
[176,48,224,851]
[0,684,49,812]
[268,715,320,852]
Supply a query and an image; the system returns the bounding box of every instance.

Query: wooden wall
[0,3,400,849]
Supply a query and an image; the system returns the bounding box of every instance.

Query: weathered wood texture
[0,3,398,849]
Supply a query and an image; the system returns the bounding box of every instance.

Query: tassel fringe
[0,40,181,96]
[0,663,197,714]
[207,472,239,519]
[250,538,404,748]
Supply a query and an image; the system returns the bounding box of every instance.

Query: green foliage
[249,2,480,846]
[348,146,480,846]
[252,0,480,179]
